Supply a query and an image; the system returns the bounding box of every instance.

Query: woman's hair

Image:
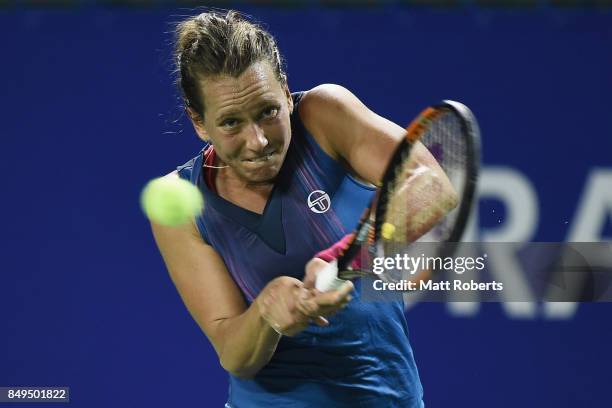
[174,10,287,119]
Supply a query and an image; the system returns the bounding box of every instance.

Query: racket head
[366,101,480,288]
[374,100,480,247]
[329,101,481,290]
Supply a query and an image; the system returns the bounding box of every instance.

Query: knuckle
[305,302,318,316]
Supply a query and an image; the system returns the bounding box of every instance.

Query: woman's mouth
[242,151,276,166]
[244,153,273,163]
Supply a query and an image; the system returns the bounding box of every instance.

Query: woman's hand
[257,270,353,337]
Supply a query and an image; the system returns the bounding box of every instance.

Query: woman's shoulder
[298,84,353,117]
[296,84,355,161]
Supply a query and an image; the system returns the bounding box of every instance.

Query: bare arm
[151,196,278,379]
[151,172,352,379]
[299,84,458,239]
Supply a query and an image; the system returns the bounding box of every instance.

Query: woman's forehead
[202,62,285,116]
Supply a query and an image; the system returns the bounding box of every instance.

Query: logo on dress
[307,190,331,214]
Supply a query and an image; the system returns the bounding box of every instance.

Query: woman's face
[194,61,293,185]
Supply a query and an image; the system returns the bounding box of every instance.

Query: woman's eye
[221,119,238,129]
[261,107,279,119]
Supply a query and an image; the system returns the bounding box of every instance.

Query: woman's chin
[239,155,282,183]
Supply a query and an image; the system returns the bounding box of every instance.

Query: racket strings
[418,110,468,242]
[330,102,478,291]
[381,110,460,243]
[376,110,466,284]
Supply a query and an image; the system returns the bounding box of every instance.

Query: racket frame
[316,100,481,291]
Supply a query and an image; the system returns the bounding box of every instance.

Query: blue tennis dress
[177,92,424,407]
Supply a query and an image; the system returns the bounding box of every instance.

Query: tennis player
[151,10,457,407]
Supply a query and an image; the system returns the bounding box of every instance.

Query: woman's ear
[187,107,209,142]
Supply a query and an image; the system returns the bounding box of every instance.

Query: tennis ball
[140,177,204,227]
[381,222,396,240]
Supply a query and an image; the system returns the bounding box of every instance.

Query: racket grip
[314,260,348,292]
[314,234,364,270]
[315,234,353,261]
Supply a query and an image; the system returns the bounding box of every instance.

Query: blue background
[1,5,611,407]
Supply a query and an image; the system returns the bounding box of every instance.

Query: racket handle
[315,260,348,292]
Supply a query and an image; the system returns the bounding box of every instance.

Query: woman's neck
[215,168,274,214]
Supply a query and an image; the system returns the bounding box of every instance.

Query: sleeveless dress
[177,92,424,407]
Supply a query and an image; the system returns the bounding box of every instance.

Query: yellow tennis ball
[381,222,396,240]
[140,177,204,227]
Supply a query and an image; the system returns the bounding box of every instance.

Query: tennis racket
[315,100,480,292]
